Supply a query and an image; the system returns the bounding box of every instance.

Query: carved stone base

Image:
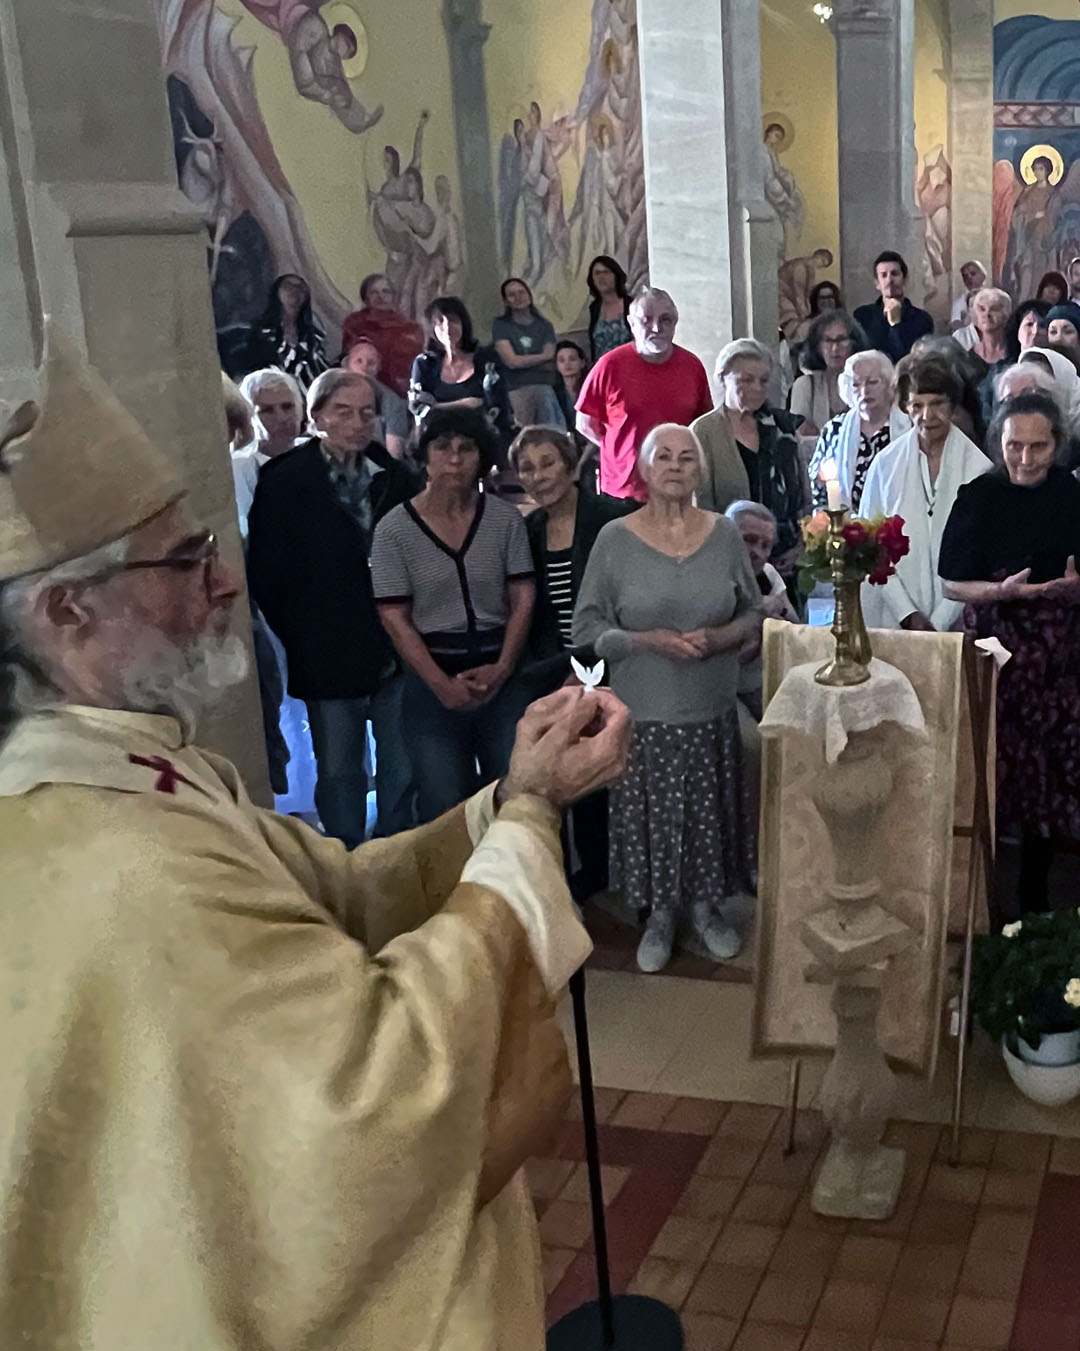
[812,1140,906,1220]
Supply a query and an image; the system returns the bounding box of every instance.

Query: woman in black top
[511,425,637,897]
[586,255,631,361]
[242,274,329,390]
[409,296,513,450]
[940,391,1080,915]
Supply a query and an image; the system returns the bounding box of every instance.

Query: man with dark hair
[854,250,934,362]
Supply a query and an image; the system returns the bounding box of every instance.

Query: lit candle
[819,458,843,512]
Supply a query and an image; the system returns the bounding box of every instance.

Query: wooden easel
[781,640,997,1162]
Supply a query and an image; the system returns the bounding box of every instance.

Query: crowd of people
[228,246,1080,969]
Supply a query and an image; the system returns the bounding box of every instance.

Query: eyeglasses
[79,531,220,591]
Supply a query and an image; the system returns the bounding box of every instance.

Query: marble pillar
[948,0,994,290]
[0,0,269,799]
[637,0,779,378]
[442,0,500,322]
[832,0,922,309]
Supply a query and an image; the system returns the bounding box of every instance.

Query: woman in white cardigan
[807,349,911,513]
[860,354,992,632]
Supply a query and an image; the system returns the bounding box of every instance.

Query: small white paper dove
[571,656,606,692]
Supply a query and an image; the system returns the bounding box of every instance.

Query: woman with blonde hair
[573,422,761,972]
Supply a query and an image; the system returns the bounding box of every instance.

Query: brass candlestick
[815,508,873,687]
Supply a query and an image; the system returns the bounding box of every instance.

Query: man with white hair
[232,367,305,535]
[575,285,712,501]
[0,327,632,1350]
[247,366,418,844]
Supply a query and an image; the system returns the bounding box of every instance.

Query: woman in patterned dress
[573,423,762,973]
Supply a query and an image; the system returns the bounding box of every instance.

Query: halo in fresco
[1020,143,1065,186]
[762,112,795,153]
[322,1,369,78]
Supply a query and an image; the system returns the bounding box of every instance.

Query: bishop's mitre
[0,323,184,583]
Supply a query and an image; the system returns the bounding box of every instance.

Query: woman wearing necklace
[573,423,762,973]
[860,354,991,632]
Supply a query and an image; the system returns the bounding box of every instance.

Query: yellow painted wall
[914,0,949,162]
[995,0,1076,18]
[760,0,839,280]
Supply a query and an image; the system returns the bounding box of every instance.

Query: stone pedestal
[831,0,921,307]
[804,728,915,1220]
[0,0,269,799]
[637,0,779,376]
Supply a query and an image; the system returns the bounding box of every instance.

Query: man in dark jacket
[853,251,934,363]
[248,369,418,845]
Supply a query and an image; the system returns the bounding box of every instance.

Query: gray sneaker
[637,918,675,973]
[701,919,742,961]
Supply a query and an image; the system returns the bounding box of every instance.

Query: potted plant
[971,909,1080,1105]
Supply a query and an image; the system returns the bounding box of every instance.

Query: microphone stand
[546,966,684,1349]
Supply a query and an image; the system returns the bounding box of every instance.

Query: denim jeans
[507,384,566,430]
[402,670,532,823]
[306,676,415,847]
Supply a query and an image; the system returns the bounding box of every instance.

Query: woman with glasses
[807,350,910,513]
[789,310,867,439]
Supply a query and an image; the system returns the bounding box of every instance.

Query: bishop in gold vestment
[0,327,630,1350]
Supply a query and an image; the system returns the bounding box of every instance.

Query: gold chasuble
[0,704,589,1350]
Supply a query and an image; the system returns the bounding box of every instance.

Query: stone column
[0,0,269,798]
[948,0,994,288]
[832,0,921,309]
[442,0,500,321]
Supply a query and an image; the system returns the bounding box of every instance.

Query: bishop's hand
[498,686,631,809]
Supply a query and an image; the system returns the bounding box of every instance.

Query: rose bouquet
[797,512,910,598]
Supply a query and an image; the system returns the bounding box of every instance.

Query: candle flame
[818,458,838,483]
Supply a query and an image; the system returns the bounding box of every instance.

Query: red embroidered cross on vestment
[128,754,196,794]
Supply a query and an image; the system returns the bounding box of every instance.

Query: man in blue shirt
[854,251,934,362]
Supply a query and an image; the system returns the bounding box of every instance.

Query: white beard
[118,630,250,735]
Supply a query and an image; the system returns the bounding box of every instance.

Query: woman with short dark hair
[585,254,631,360]
[940,390,1080,913]
[409,296,513,447]
[789,309,867,438]
[1005,298,1050,361]
[242,274,329,391]
[1036,271,1068,307]
[860,354,992,631]
[371,407,534,821]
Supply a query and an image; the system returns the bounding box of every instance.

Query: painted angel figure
[237,0,382,133]
[499,103,571,287]
[763,121,805,261]
[569,117,626,273]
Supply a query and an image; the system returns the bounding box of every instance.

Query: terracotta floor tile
[788,1191,851,1234]
[563,1084,627,1122]
[935,1127,997,1167]
[990,1130,1051,1174]
[890,1242,966,1295]
[1048,1136,1080,1176]
[768,1225,844,1278]
[526,1157,576,1201]
[921,1162,987,1206]
[730,1323,805,1350]
[716,1102,782,1141]
[746,1269,826,1327]
[748,1138,820,1191]
[956,1244,1026,1301]
[979,1167,1044,1210]
[811,1278,888,1332]
[661,1096,730,1135]
[943,1293,1017,1349]
[627,1255,699,1310]
[697,1134,768,1180]
[1009,1307,1080,1351]
[681,1311,740,1351]
[968,1205,1035,1255]
[649,1214,723,1264]
[709,1221,783,1269]
[730,1182,799,1227]
[556,1163,629,1207]
[538,1200,593,1249]
[907,1198,977,1245]
[685,1262,766,1320]
[610,1091,679,1130]
[876,1287,952,1341]
[802,1330,874,1351]
[542,1246,576,1295]
[882,1120,943,1158]
[674,1175,745,1224]
[871,1340,940,1351]
[831,1234,903,1284]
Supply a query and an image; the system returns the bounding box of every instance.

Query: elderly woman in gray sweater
[572,422,762,973]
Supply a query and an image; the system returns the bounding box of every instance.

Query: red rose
[842,522,868,546]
